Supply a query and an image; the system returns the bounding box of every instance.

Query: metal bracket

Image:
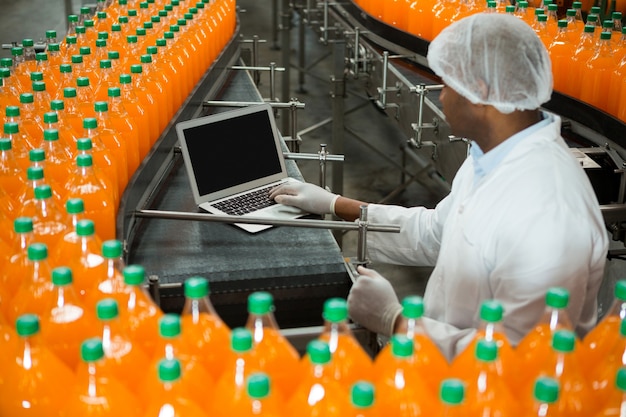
[238,35,268,85]
[449,135,471,157]
[406,83,444,160]
[344,27,372,79]
[281,98,306,152]
[228,61,285,104]
[375,51,413,114]
[318,0,340,44]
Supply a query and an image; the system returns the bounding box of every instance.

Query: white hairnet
[427,13,553,114]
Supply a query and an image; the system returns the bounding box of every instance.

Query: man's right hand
[269,180,339,215]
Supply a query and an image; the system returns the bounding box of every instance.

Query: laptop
[176,103,308,233]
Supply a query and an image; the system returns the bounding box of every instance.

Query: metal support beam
[280,0,292,133]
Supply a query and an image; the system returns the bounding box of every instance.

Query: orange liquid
[120,79,153,160]
[51,233,106,298]
[431,0,458,40]
[107,96,141,175]
[579,42,618,112]
[94,113,130,189]
[81,125,121,207]
[121,284,163,357]
[143,377,210,417]
[180,312,231,380]
[383,0,410,30]
[287,359,347,417]
[8,254,56,325]
[549,31,577,94]
[63,359,142,417]
[0,142,27,200]
[0,229,34,300]
[320,331,373,388]
[42,132,74,188]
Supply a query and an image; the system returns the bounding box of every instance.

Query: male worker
[270,13,608,360]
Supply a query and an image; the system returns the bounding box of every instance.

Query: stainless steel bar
[283,152,344,162]
[229,65,286,71]
[135,209,401,233]
[356,205,369,265]
[319,144,328,189]
[203,101,306,109]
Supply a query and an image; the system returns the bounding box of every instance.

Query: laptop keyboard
[212,185,277,216]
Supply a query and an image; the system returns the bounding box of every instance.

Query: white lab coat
[366,115,609,361]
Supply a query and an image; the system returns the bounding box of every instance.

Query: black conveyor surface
[126,66,351,329]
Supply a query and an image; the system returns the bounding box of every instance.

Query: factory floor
[1,0,624,318]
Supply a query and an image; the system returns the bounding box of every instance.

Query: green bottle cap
[16,314,40,337]
[143,21,153,29]
[247,373,270,399]
[538,13,547,21]
[4,122,18,134]
[46,30,57,39]
[32,81,46,92]
[136,27,146,36]
[94,101,108,112]
[27,166,44,181]
[52,266,73,286]
[29,148,45,163]
[28,242,48,261]
[322,297,348,323]
[159,358,182,382]
[548,4,558,11]
[231,327,253,352]
[159,314,181,338]
[601,31,613,40]
[546,287,569,309]
[48,43,60,52]
[76,219,95,236]
[123,264,145,286]
[156,38,166,47]
[44,129,59,141]
[22,39,34,47]
[84,19,94,28]
[35,52,48,62]
[66,198,84,215]
[566,9,576,16]
[79,46,91,56]
[584,24,595,33]
[307,339,331,365]
[351,381,375,408]
[140,54,152,63]
[615,281,626,301]
[108,51,120,60]
[34,184,53,200]
[617,367,626,391]
[184,276,209,298]
[0,138,11,151]
[71,54,83,64]
[475,339,498,362]
[151,15,161,23]
[248,291,273,315]
[77,138,93,151]
[68,14,79,22]
[30,71,44,81]
[440,378,465,405]
[603,19,614,28]
[102,239,123,259]
[131,64,142,73]
[108,87,121,97]
[534,377,559,403]
[81,338,105,362]
[77,76,90,87]
[20,93,34,104]
[76,153,93,167]
[66,35,77,44]
[146,46,157,55]
[96,39,107,48]
[402,295,424,319]
[613,11,623,19]
[83,117,98,129]
[43,112,58,124]
[127,35,138,44]
[64,87,77,98]
[14,217,33,234]
[170,24,180,33]
[50,99,64,111]
[119,73,132,84]
[96,298,119,320]
[99,59,112,69]
[391,334,414,358]
[505,5,515,12]
[480,300,503,322]
[5,105,19,117]
[558,19,568,28]
[572,1,582,8]
[551,329,576,353]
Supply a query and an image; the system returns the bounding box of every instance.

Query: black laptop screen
[182,109,283,196]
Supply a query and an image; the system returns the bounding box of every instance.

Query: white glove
[347,266,402,337]
[269,180,339,215]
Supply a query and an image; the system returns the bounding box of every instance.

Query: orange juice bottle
[64,154,117,241]
[383,0,411,30]
[595,367,626,416]
[516,287,577,386]
[566,9,583,42]
[93,101,130,186]
[532,330,594,416]
[176,17,202,84]
[9,243,57,324]
[4,119,34,171]
[18,93,44,148]
[28,184,70,253]
[374,334,440,416]
[451,300,518,391]
[51,219,106,298]
[75,137,119,208]
[146,47,176,120]
[11,46,32,90]
[180,276,231,380]
[107,50,123,79]
[140,53,170,133]
[90,239,128,307]
[155,37,184,109]
[143,313,215,409]
[61,34,79,61]
[526,377,561,416]
[143,358,210,417]
[119,73,152,159]
[235,372,285,417]
[287,339,347,417]
[109,24,126,55]
[375,295,448,396]
[0,314,75,416]
[75,76,97,120]
[94,59,118,102]
[318,297,373,387]
[121,34,141,73]
[81,117,122,203]
[17,166,64,219]
[0,67,22,108]
[211,327,261,417]
[165,26,194,96]
[42,128,74,187]
[130,62,162,145]
[79,47,99,82]
[43,111,78,156]
[347,381,379,417]
[32,80,53,119]
[463,339,521,417]
[439,379,468,417]
[56,64,75,100]
[549,20,576,94]
[580,31,617,112]
[108,86,141,174]
[0,217,34,299]
[567,25,597,99]
[62,87,87,137]
[40,266,98,370]
[95,298,151,397]
[245,291,300,400]
[581,280,626,365]
[0,137,27,200]
[62,337,142,417]
[119,264,163,357]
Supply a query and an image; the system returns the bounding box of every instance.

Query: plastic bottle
[549,20,577,94]
[75,136,119,207]
[176,17,202,84]
[11,46,32,90]
[155,37,184,109]
[375,295,448,395]
[95,298,151,397]
[0,217,34,303]
[3,120,33,171]
[25,184,70,253]
[236,372,284,417]
[43,110,77,157]
[17,165,64,222]
[119,73,152,159]
[567,25,597,99]
[318,297,373,388]
[94,59,118,102]
[532,329,594,416]
[32,78,53,116]
[580,31,617,112]
[527,377,561,416]
[439,378,468,417]
[93,100,130,186]
[90,240,129,307]
[287,339,347,417]
[382,0,411,31]
[143,358,210,417]
[139,53,170,133]
[0,314,75,416]
[65,155,115,240]
[18,92,44,147]
[61,34,79,62]
[142,313,215,410]
[119,264,163,356]
[451,300,519,392]
[40,266,98,370]
[81,117,122,202]
[0,67,22,108]
[374,334,440,416]
[62,87,87,137]
[245,291,300,400]
[41,128,73,188]
[595,367,626,416]
[130,63,162,145]
[47,43,63,70]
[211,327,262,417]
[75,75,97,121]
[0,137,27,200]
[180,276,231,380]
[107,86,141,174]
[165,28,193,96]
[516,287,577,386]
[463,339,521,417]
[56,63,75,99]
[347,381,379,417]
[62,337,142,417]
